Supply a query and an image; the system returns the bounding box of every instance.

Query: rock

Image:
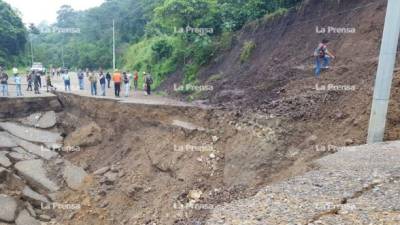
[306,135,318,145]
[345,139,354,146]
[24,201,37,218]
[94,167,110,175]
[37,111,57,129]
[80,162,89,170]
[0,194,18,222]
[8,152,36,162]
[110,165,119,172]
[0,152,11,168]
[209,153,216,159]
[127,185,143,197]
[11,137,58,160]
[7,174,25,191]
[21,112,42,127]
[47,193,57,202]
[103,172,118,185]
[15,210,41,225]
[15,160,60,192]
[38,214,51,222]
[188,190,202,200]
[0,132,17,148]
[22,186,50,206]
[64,122,102,147]
[172,120,205,131]
[63,161,88,190]
[0,167,9,182]
[0,122,62,144]
[212,136,219,143]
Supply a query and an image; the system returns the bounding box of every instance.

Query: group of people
[0,66,154,98]
[64,69,154,97]
[0,67,43,97]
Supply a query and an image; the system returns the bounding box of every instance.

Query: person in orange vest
[113,69,122,97]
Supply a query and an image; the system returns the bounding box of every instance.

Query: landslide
[54,93,311,225]
[161,0,400,144]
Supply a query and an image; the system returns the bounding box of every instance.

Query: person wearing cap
[113,69,122,97]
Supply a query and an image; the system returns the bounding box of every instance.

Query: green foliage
[151,39,173,62]
[0,0,27,67]
[240,41,256,63]
[263,8,289,22]
[208,72,223,82]
[153,0,220,34]
[12,0,301,87]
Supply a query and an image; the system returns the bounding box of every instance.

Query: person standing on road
[123,72,131,97]
[113,70,122,97]
[78,70,85,90]
[27,72,33,91]
[13,72,22,96]
[0,70,9,97]
[99,71,106,96]
[33,71,41,94]
[314,39,335,77]
[62,71,71,92]
[144,72,153,96]
[89,72,98,96]
[46,74,54,92]
[106,72,111,88]
[133,71,138,91]
[38,72,42,88]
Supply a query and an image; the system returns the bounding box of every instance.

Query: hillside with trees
[29,0,301,85]
[0,0,27,66]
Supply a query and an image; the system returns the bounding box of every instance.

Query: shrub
[240,40,256,63]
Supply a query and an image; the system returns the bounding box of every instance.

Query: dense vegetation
[0,0,27,67]
[29,0,301,86]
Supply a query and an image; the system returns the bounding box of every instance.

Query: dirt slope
[161,0,400,143]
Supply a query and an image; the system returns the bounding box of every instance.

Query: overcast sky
[4,0,105,25]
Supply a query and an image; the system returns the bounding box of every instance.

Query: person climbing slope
[314,39,335,77]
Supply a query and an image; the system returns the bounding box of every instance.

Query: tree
[0,0,27,66]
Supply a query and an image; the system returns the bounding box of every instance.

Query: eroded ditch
[0,93,318,225]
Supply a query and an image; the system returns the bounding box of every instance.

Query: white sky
[4,0,105,25]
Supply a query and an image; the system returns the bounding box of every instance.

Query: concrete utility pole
[30,35,34,65]
[113,19,116,71]
[367,0,400,143]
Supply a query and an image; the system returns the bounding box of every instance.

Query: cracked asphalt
[206,141,400,225]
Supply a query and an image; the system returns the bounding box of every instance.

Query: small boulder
[37,111,57,129]
[94,167,110,176]
[15,159,60,192]
[0,152,11,168]
[64,122,102,147]
[63,161,88,190]
[22,186,50,206]
[0,194,18,222]
[15,210,41,225]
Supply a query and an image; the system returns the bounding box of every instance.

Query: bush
[240,41,256,63]
[151,39,173,62]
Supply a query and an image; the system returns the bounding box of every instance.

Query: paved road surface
[1,73,200,108]
[51,73,193,107]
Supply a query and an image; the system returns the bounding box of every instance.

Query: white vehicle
[30,62,46,74]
